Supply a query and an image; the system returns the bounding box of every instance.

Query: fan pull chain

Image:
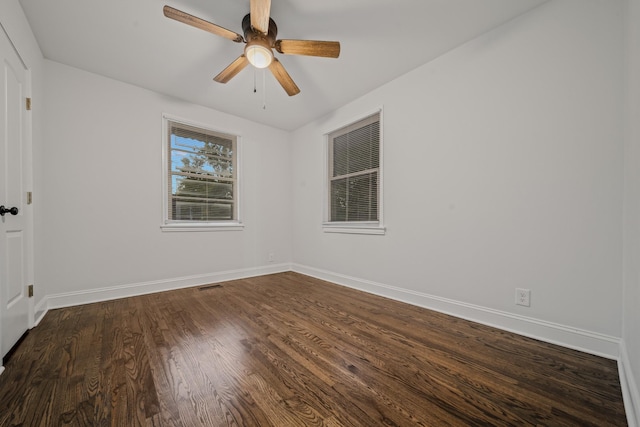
[262,69,267,110]
[253,68,257,93]
[252,69,267,109]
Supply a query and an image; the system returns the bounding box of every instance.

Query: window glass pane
[347,122,379,174]
[347,172,378,221]
[170,135,233,179]
[330,172,378,222]
[333,135,349,177]
[172,199,233,221]
[172,175,233,200]
[331,121,380,177]
[331,178,347,222]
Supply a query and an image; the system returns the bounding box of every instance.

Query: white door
[0,28,31,360]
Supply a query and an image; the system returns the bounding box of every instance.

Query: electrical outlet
[268,251,275,262]
[516,288,531,307]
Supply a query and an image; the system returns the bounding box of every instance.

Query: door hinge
[28,284,34,298]
[27,191,32,205]
[26,97,31,111]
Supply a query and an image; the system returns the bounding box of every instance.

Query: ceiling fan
[163,0,341,96]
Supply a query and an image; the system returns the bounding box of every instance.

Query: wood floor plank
[0,272,627,426]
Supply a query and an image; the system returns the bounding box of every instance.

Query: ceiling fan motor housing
[242,13,277,45]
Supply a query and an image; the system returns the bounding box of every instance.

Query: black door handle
[0,205,18,216]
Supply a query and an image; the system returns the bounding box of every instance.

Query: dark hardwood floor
[0,272,627,426]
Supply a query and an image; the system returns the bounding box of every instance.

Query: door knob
[0,205,18,216]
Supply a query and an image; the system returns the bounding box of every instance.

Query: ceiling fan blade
[269,58,300,96]
[214,55,249,83]
[250,0,271,34]
[163,6,244,43]
[275,40,340,58]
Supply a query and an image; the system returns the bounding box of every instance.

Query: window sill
[161,222,244,232]
[322,223,386,235]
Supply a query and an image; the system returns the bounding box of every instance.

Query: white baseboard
[620,341,640,427]
[33,262,623,360]
[33,297,48,327]
[291,263,621,360]
[35,263,291,318]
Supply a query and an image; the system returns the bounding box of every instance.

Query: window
[325,111,384,235]
[162,115,241,231]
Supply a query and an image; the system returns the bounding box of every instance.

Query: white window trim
[322,107,385,236]
[161,113,243,232]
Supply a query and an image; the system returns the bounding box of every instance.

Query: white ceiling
[19,0,546,131]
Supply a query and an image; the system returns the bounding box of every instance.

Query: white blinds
[328,112,380,222]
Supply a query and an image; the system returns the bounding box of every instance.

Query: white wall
[292,0,624,354]
[623,0,640,421]
[39,60,292,303]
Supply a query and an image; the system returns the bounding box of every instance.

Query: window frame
[323,108,385,235]
[161,113,243,232]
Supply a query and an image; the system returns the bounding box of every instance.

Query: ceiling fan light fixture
[245,42,273,69]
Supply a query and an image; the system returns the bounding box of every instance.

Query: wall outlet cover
[516,288,531,307]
